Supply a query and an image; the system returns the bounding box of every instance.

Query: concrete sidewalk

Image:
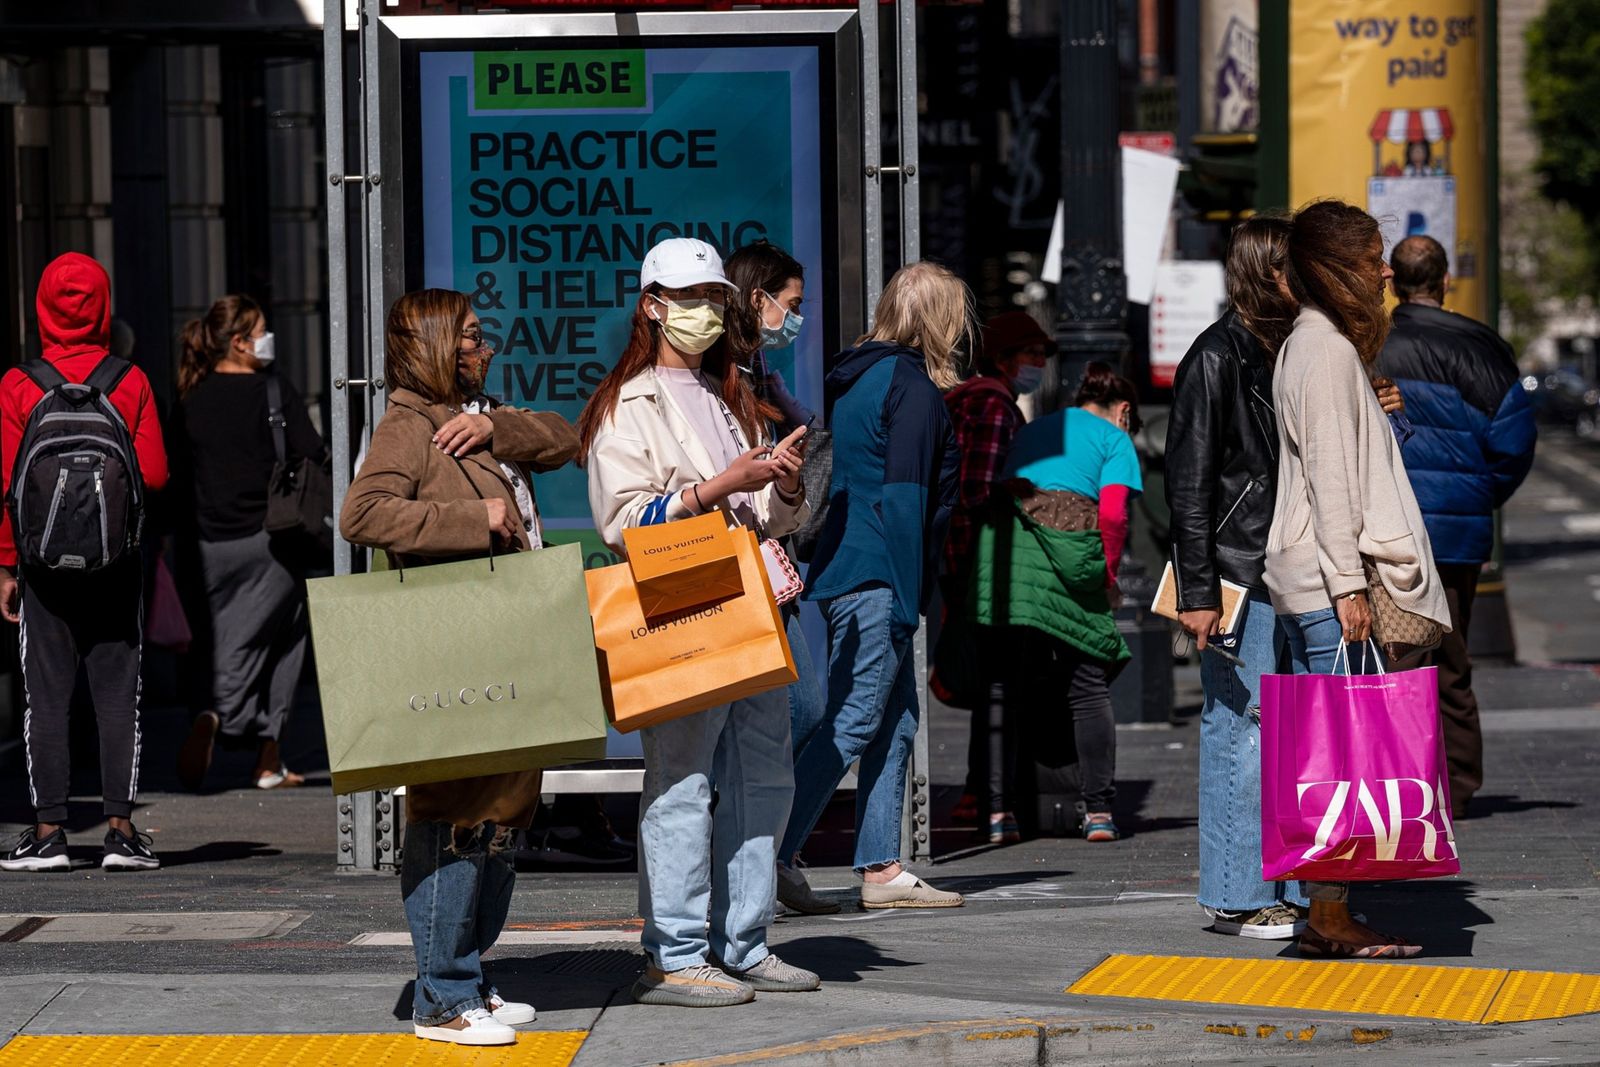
[2,441,1600,1064]
[6,885,1600,1065]
[2,687,1598,1066]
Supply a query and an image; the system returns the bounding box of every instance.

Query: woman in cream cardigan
[1266,200,1452,960]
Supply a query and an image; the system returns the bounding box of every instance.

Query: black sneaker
[0,827,70,872]
[101,826,160,870]
[519,826,634,867]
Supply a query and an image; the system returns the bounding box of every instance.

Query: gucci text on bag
[408,682,520,713]
[1296,776,1458,865]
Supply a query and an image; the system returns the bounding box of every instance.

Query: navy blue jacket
[1375,303,1536,565]
[805,341,960,635]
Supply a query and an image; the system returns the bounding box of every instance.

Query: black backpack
[6,357,145,573]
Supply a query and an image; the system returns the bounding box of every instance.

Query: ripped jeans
[1198,590,1308,913]
[400,820,516,1025]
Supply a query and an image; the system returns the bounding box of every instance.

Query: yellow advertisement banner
[1289,1,1487,321]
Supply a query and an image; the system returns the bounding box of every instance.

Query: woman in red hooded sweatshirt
[0,252,169,873]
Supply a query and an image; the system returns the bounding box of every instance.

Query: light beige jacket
[586,366,808,557]
[1264,308,1452,628]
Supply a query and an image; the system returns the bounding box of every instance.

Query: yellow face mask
[652,295,725,355]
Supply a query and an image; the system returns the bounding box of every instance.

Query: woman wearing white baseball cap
[579,237,817,1008]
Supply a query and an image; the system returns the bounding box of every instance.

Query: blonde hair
[385,289,470,406]
[858,261,975,390]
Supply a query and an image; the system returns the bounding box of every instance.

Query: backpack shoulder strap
[17,359,68,395]
[85,355,133,396]
[264,375,287,464]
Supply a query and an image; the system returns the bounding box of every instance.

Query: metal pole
[323,0,351,581]
[891,0,931,865]
[859,0,883,322]
[324,0,363,875]
[1055,0,1129,388]
[896,0,919,268]
[361,0,388,420]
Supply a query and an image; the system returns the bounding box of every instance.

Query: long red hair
[577,287,779,462]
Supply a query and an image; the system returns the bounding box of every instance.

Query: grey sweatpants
[199,531,307,745]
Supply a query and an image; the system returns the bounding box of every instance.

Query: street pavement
[1,432,1598,1065]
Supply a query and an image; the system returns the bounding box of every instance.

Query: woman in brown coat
[341,289,579,1047]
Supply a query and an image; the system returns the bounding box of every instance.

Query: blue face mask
[1010,364,1046,395]
[759,290,804,350]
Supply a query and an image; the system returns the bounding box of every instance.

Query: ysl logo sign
[1295,777,1457,863]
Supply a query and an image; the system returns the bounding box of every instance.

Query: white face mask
[254,332,276,365]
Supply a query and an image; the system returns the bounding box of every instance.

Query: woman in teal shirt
[970,363,1142,841]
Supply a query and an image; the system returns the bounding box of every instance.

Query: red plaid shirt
[943,376,1023,576]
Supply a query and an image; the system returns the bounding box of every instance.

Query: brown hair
[1286,200,1390,364]
[723,240,805,361]
[858,261,975,390]
[576,285,779,461]
[1390,234,1448,302]
[1074,361,1143,436]
[178,294,262,398]
[1225,215,1296,356]
[385,289,471,406]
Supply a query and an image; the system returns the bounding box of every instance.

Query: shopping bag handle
[394,455,498,584]
[1332,637,1385,677]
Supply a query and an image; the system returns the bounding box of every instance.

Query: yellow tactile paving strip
[0,1032,587,1066]
[1068,954,1600,1024]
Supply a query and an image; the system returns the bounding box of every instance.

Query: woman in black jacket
[1167,217,1406,942]
[1166,217,1308,940]
[173,295,324,790]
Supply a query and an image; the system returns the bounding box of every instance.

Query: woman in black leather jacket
[1167,216,1406,943]
[1166,217,1309,940]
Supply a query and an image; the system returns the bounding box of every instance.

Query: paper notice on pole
[1042,200,1065,284]
[1149,261,1227,387]
[1121,146,1180,304]
[1039,146,1180,303]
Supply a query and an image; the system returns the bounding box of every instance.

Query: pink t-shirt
[656,365,757,528]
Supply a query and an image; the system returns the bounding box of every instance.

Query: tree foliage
[1527,0,1600,232]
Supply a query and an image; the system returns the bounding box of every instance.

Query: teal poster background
[418,47,824,565]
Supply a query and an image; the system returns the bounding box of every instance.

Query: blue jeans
[781,585,919,871]
[1281,606,1385,904]
[637,687,793,973]
[400,820,515,1025]
[784,604,827,757]
[1198,591,1307,912]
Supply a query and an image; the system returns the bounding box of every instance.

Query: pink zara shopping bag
[1260,645,1460,882]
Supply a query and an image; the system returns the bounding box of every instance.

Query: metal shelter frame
[323,0,924,872]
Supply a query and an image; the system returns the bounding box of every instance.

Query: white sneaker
[487,994,536,1025]
[414,1007,516,1046]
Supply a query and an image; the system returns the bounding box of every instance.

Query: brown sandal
[1297,927,1421,959]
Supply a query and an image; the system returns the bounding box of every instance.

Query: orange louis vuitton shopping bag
[586,528,797,732]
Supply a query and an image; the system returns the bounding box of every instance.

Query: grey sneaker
[776,863,841,915]
[860,874,964,909]
[631,963,754,1007]
[1204,902,1301,940]
[723,953,821,992]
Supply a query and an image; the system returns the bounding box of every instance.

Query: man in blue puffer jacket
[1376,235,1537,819]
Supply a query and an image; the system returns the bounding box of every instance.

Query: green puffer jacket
[962,502,1131,668]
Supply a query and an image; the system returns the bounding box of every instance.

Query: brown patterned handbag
[1362,557,1442,668]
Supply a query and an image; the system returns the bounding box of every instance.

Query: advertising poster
[416,46,825,565]
[1289,0,1487,322]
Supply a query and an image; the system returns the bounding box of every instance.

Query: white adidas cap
[640,237,737,291]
